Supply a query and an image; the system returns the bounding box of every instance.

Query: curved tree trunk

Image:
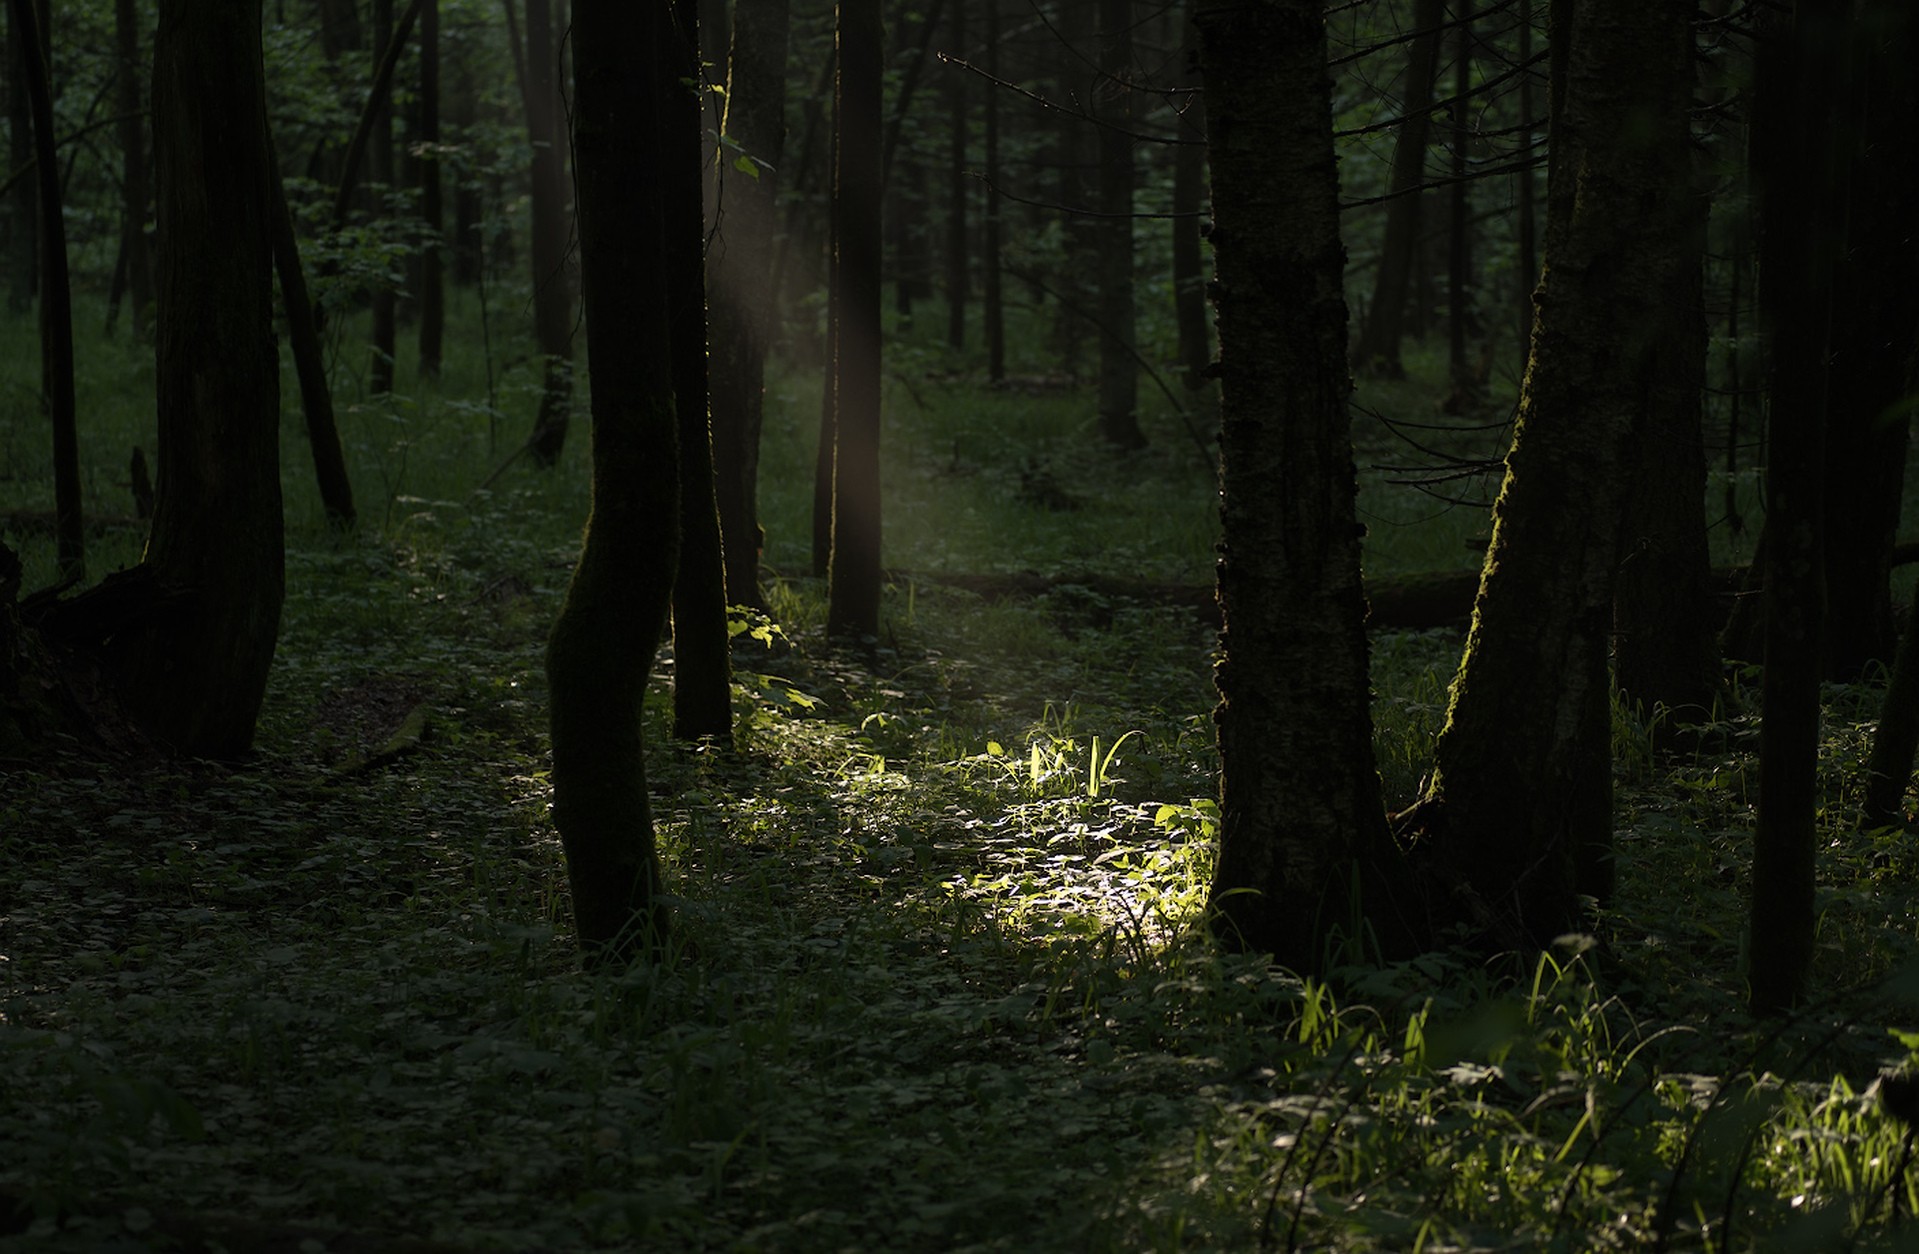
[1200,0,1422,971]
[549,0,680,964]
[1396,0,1699,949]
[106,0,283,759]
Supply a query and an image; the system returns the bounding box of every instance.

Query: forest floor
[7,309,1919,1249]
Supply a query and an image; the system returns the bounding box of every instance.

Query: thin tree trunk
[981,0,1003,384]
[1515,0,1537,346]
[1351,0,1442,377]
[709,0,788,612]
[9,0,81,581]
[549,0,678,964]
[5,0,41,314]
[1444,4,1476,404]
[525,0,574,465]
[417,0,444,377]
[665,0,732,743]
[944,0,967,350]
[269,136,357,530]
[826,0,884,640]
[1172,0,1209,402]
[112,0,151,342]
[368,0,398,394]
[1094,0,1142,448]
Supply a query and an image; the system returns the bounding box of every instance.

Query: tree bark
[9,0,82,582]
[1396,0,1699,949]
[1200,0,1421,970]
[524,0,574,465]
[103,0,283,759]
[1350,0,1442,378]
[709,0,789,612]
[826,0,885,640]
[549,0,680,964]
[1749,0,1846,1017]
[1094,0,1142,448]
[665,0,732,742]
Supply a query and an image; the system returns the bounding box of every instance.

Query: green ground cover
[4,299,1919,1250]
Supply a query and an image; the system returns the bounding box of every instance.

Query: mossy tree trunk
[824,0,884,641]
[1394,0,1698,948]
[1199,0,1423,971]
[665,0,732,742]
[104,0,283,759]
[549,0,682,964]
[708,0,789,613]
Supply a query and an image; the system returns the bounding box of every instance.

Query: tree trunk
[1396,0,1699,949]
[1749,0,1847,1016]
[1350,0,1442,378]
[9,0,82,582]
[708,0,788,612]
[1444,4,1477,405]
[981,0,1003,384]
[1200,0,1420,971]
[1171,0,1209,404]
[825,0,884,640]
[1614,145,1716,721]
[417,0,444,378]
[524,0,574,465]
[549,0,680,964]
[111,0,152,342]
[367,0,398,394]
[1094,0,1142,448]
[4,0,40,314]
[943,0,967,350]
[269,135,357,530]
[1514,0,1538,346]
[665,0,732,742]
[104,0,284,759]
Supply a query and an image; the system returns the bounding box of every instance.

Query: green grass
[6,293,1919,1250]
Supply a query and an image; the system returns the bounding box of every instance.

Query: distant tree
[522,0,574,465]
[9,0,82,582]
[548,0,681,963]
[417,0,445,378]
[825,0,884,641]
[1350,0,1441,378]
[1201,0,1423,967]
[1094,0,1143,448]
[709,0,790,612]
[1443,3,1478,405]
[1171,0,1209,404]
[980,0,1004,383]
[943,0,967,350]
[368,0,399,395]
[4,0,40,314]
[108,0,152,341]
[664,0,732,742]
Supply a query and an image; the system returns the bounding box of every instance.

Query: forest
[3,0,1919,1248]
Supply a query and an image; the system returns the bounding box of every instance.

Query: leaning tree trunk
[1200,0,1423,971]
[548,0,681,964]
[708,0,789,612]
[1395,0,1698,950]
[104,0,284,759]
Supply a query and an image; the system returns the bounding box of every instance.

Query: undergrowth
[5,300,1919,1250]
